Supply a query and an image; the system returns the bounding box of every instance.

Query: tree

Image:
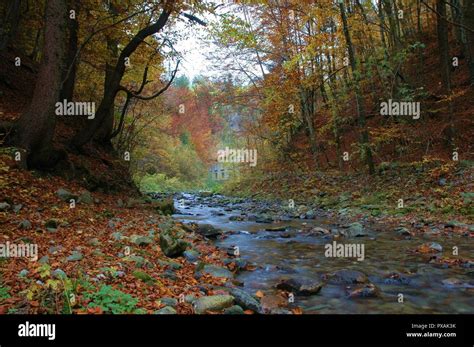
[14,0,67,168]
[464,0,474,84]
[71,4,173,150]
[338,0,375,175]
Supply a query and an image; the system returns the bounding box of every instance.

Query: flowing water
[174,193,474,314]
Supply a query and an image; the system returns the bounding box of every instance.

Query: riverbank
[220,159,474,235]
[0,154,249,314]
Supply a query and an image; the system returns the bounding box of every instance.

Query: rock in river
[196,224,223,239]
[276,278,323,296]
[326,269,368,285]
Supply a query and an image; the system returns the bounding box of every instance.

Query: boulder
[56,188,77,202]
[159,233,188,258]
[130,235,153,246]
[193,295,234,314]
[224,305,245,314]
[196,224,222,239]
[18,220,32,230]
[346,222,369,237]
[183,249,200,262]
[202,264,233,279]
[276,278,323,296]
[228,287,262,312]
[154,306,177,314]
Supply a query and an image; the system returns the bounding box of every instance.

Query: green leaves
[84,285,140,314]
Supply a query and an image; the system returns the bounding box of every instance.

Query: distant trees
[208,0,473,175]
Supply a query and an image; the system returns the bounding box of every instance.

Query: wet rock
[265,226,287,231]
[347,283,380,298]
[159,233,188,258]
[417,242,443,253]
[255,215,273,223]
[276,278,323,296]
[185,294,197,303]
[195,224,222,239]
[228,287,262,312]
[303,210,316,219]
[154,306,177,314]
[229,215,245,221]
[345,222,369,237]
[202,264,233,279]
[183,249,200,262]
[442,278,474,288]
[327,269,368,285]
[383,272,412,285]
[224,305,245,314]
[395,227,411,236]
[193,295,234,314]
[311,227,330,235]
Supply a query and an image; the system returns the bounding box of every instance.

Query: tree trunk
[59,0,80,102]
[71,8,171,149]
[0,0,22,52]
[464,0,474,84]
[339,0,375,175]
[437,0,451,92]
[15,0,67,168]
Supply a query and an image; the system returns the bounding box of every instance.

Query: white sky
[171,15,216,82]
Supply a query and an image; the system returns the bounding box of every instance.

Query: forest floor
[0,152,252,314]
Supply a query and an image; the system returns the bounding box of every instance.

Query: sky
[171,13,217,82]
